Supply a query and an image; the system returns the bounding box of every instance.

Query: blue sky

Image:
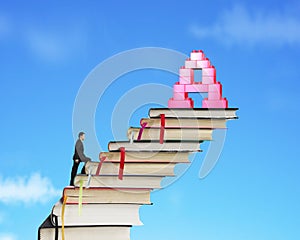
[0,0,300,239]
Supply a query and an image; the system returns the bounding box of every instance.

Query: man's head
[78,132,85,141]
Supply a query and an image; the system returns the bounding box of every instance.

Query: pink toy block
[179,67,194,77]
[202,66,216,77]
[185,83,209,93]
[185,59,197,68]
[168,98,194,108]
[208,83,222,94]
[173,83,186,92]
[173,92,188,100]
[208,91,222,100]
[190,50,204,61]
[179,75,194,84]
[202,98,228,108]
[202,76,216,84]
[196,59,211,69]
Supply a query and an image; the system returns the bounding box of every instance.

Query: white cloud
[0,173,60,205]
[0,11,86,62]
[25,28,86,62]
[0,211,7,224]
[189,5,300,47]
[0,14,12,39]
[26,30,68,61]
[0,234,17,240]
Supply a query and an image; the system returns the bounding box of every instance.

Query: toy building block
[173,92,188,100]
[173,83,186,92]
[168,98,194,108]
[185,59,197,69]
[208,83,223,100]
[208,92,222,100]
[202,66,216,77]
[179,67,194,77]
[179,75,194,84]
[190,50,204,61]
[202,76,216,84]
[202,98,228,108]
[196,58,211,69]
[185,83,209,92]
[208,83,222,94]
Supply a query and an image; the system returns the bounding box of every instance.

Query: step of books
[39,215,131,240]
[74,175,164,189]
[52,202,143,226]
[148,108,238,119]
[127,127,213,141]
[62,187,151,204]
[140,117,228,128]
[99,151,191,163]
[108,140,203,152]
[85,161,176,176]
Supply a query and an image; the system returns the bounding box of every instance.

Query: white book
[39,216,131,240]
[140,117,227,128]
[85,161,176,176]
[52,202,143,226]
[149,108,238,119]
[127,127,213,141]
[99,151,190,163]
[108,141,202,152]
[74,175,163,189]
[63,187,152,204]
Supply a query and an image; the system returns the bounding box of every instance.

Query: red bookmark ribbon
[118,147,125,180]
[96,155,106,176]
[137,122,147,141]
[159,114,165,144]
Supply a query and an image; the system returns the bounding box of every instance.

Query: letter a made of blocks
[168,50,228,108]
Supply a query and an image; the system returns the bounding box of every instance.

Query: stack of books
[38,50,238,239]
[38,107,238,240]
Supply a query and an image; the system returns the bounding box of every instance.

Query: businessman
[69,131,91,186]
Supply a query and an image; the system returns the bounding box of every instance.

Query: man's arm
[75,140,91,163]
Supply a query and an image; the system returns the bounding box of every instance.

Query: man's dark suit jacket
[72,139,91,163]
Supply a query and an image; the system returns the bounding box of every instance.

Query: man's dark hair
[78,132,85,138]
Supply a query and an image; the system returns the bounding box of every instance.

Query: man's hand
[75,159,80,163]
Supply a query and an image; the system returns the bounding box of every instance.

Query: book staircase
[38,50,238,240]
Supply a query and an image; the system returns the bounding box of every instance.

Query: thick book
[127,127,213,141]
[63,187,151,204]
[52,202,143,226]
[85,161,176,176]
[148,108,238,119]
[108,140,202,152]
[38,215,131,240]
[99,151,190,163]
[140,117,227,128]
[74,175,163,189]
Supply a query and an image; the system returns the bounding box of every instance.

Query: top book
[148,108,238,119]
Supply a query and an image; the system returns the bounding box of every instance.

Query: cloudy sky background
[0,0,300,239]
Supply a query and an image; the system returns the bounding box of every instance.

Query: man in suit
[69,132,91,186]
